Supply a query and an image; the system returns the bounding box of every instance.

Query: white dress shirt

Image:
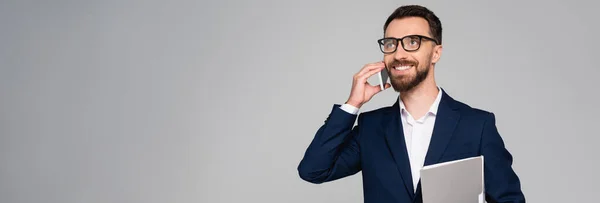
[339,87,442,192]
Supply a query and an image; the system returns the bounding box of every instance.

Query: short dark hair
[383,5,442,44]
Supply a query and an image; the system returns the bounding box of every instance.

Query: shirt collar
[399,86,443,116]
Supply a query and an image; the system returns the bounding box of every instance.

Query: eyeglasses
[377,35,439,53]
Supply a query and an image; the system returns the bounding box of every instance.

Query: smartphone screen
[378,68,389,91]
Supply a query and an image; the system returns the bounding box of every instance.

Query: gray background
[1,0,598,202]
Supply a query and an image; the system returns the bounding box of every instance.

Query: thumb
[367,84,385,95]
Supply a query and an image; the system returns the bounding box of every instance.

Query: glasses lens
[402,36,421,51]
[380,39,397,53]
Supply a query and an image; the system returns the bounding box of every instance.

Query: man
[297,5,525,203]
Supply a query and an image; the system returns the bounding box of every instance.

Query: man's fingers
[357,61,385,77]
[357,66,386,82]
[358,62,385,76]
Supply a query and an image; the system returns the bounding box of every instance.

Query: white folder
[420,156,485,203]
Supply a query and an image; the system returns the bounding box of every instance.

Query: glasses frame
[377,35,439,53]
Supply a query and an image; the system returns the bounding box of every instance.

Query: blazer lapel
[384,98,415,198]
[423,89,461,166]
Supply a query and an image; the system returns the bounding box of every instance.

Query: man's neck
[399,79,439,120]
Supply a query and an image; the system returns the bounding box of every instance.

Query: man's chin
[391,82,413,92]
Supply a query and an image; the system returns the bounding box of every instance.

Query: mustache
[389,59,418,67]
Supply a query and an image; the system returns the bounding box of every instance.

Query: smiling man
[297,5,525,203]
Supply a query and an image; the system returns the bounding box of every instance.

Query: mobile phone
[378,67,389,91]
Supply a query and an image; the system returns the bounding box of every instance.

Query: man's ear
[432,45,442,64]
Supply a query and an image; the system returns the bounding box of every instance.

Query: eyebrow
[384,34,432,38]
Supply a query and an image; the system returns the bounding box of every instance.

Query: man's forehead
[384,17,431,38]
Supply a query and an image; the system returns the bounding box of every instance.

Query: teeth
[394,65,412,70]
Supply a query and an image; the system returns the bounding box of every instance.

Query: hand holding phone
[345,62,390,108]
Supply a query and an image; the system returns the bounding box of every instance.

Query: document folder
[420,156,485,203]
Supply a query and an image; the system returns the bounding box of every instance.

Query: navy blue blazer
[298,89,525,203]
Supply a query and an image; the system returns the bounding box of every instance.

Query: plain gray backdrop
[1,0,598,202]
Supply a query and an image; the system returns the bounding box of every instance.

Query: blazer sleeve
[481,113,526,203]
[297,104,362,184]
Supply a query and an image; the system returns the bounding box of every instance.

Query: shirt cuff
[340,103,359,115]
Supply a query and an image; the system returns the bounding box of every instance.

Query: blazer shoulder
[452,99,494,119]
[356,105,394,122]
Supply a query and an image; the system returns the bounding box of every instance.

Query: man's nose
[393,47,410,61]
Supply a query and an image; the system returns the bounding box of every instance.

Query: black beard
[390,65,430,92]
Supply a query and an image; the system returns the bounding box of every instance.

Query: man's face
[383,17,441,92]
